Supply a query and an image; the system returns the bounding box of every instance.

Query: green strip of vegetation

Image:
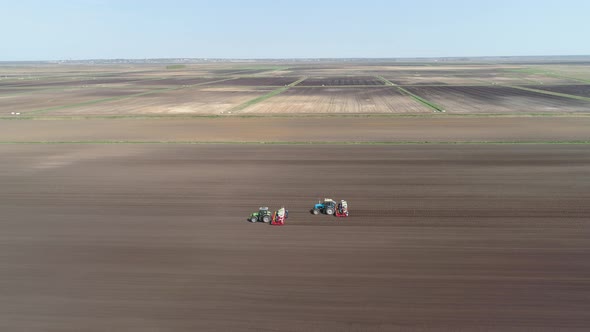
[376,76,446,112]
[375,76,395,86]
[166,65,186,70]
[1,140,589,145]
[505,68,590,84]
[230,77,307,112]
[508,85,590,102]
[397,87,446,112]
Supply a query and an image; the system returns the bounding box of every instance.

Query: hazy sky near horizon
[1,0,588,60]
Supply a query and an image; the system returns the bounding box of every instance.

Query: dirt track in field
[2,117,590,142]
[1,144,589,331]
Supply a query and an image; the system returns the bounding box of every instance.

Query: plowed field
[242,87,431,113]
[405,86,590,113]
[1,144,589,331]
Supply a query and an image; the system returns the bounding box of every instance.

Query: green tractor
[249,207,272,223]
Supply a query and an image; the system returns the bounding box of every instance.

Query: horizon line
[2,54,590,63]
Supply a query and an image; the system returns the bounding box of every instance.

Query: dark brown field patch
[524,85,590,98]
[298,76,386,86]
[405,85,590,113]
[1,144,589,331]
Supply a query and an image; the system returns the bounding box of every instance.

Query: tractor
[249,207,272,223]
[311,198,337,216]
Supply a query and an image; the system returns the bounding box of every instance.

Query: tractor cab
[249,206,272,223]
[312,198,337,215]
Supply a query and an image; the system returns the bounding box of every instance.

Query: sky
[1,0,589,60]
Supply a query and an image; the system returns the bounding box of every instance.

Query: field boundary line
[2,140,590,145]
[507,85,590,103]
[229,77,307,113]
[3,113,590,121]
[376,76,445,112]
[504,68,590,84]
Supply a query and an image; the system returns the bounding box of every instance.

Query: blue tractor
[311,198,337,215]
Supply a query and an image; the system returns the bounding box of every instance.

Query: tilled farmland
[405,85,590,113]
[242,87,431,113]
[298,76,386,86]
[525,84,590,98]
[1,62,589,115]
[2,61,590,331]
[1,144,589,331]
[42,87,275,115]
[206,76,301,86]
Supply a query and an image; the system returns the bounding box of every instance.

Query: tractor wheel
[262,215,271,223]
[326,208,334,215]
[312,209,319,215]
[250,216,258,223]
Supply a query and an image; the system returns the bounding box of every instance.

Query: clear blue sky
[1,0,588,60]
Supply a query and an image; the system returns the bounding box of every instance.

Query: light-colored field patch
[31,147,140,170]
[386,75,479,85]
[382,70,535,86]
[241,87,432,114]
[0,87,149,115]
[43,87,275,115]
[3,118,590,144]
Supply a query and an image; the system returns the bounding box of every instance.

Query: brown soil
[242,87,430,113]
[207,77,301,86]
[0,87,149,114]
[1,144,589,331]
[298,77,386,86]
[525,85,590,98]
[2,63,589,116]
[2,117,589,142]
[134,77,221,86]
[37,87,274,115]
[405,86,590,113]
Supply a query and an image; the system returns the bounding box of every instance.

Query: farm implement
[312,198,349,218]
[271,207,288,226]
[249,206,288,226]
